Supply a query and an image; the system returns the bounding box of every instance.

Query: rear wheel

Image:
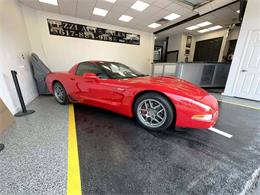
[53,82,69,105]
[134,92,174,131]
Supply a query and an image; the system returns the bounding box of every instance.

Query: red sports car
[46,61,218,131]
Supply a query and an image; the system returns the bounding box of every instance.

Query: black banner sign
[47,19,140,45]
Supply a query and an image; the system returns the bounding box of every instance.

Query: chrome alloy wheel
[137,99,167,128]
[54,83,65,103]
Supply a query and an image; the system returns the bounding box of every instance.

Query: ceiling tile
[76,0,96,19]
[152,0,172,8]
[165,2,184,12]
[95,0,114,10]
[58,0,77,17]
[19,0,42,9]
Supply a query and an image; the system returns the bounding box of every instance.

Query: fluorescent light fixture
[164,13,181,21]
[131,0,150,12]
[38,0,58,6]
[119,15,133,22]
[148,23,161,28]
[197,21,212,27]
[93,8,108,17]
[237,9,240,14]
[208,25,223,31]
[105,0,117,3]
[186,25,199,30]
[198,29,210,33]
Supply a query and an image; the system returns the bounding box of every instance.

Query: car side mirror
[83,73,99,80]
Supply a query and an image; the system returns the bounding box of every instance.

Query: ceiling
[19,0,240,36]
[156,1,240,38]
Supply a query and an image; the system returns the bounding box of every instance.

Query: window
[76,62,108,78]
[98,62,146,79]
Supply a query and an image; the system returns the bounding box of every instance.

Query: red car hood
[129,76,208,100]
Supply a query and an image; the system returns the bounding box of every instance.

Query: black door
[194,37,223,62]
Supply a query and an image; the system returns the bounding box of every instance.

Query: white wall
[0,0,38,114]
[224,0,260,96]
[167,33,187,62]
[167,34,182,52]
[21,5,154,74]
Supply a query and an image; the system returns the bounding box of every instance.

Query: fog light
[192,114,212,121]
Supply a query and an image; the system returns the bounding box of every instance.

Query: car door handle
[70,77,75,80]
[241,69,248,72]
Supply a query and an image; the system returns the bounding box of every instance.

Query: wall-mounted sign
[47,19,140,45]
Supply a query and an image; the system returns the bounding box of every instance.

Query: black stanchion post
[11,70,35,117]
[0,143,4,152]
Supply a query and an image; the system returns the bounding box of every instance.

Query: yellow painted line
[218,99,260,110]
[67,104,82,195]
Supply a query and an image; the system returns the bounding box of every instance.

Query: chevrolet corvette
[46,61,218,131]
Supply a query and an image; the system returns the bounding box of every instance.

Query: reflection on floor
[0,97,68,195]
[75,101,260,195]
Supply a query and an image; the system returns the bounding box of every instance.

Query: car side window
[76,62,108,79]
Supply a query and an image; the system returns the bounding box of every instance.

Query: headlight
[192,114,212,121]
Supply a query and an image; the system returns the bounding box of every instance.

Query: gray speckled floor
[0,96,68,195]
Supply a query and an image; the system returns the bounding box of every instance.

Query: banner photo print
[47,19,140,45]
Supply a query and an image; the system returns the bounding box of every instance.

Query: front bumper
[169,94,219,129]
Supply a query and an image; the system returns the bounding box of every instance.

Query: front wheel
[53,82,69,105]
[134,93,174,131]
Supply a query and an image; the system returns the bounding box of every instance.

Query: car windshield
[98,62,147,79]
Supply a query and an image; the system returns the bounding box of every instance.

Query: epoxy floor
[75,101,260,195]
[0,97,68,195]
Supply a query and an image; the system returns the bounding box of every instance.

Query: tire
[134,92,174,131]
[53,82,69,105]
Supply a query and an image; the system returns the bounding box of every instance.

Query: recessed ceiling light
[105,0,117,3]
[148,23,161,28]
[198,29,210,33]
[236,9,240,14]
[208,25,223,31]
[131,0,150,12]
[93,8,108,17]
[186,25,199,30]
[197,21,212,27]
[119,15,133,22]
[164,13,181,21]
[38,0,58,6]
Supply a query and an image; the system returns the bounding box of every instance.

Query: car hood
[129,76,208,100]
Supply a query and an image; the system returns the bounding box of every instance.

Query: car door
[72,62,109,104]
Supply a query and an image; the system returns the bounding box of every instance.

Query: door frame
[231,30,254,97]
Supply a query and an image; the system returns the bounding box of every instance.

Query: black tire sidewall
[134,93,174,131]
[53,82,69,105]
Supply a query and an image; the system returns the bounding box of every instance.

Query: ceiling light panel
[105,0,117,3]
[131,1,150,12]
[148,23,161,28]
[93,8,108,17]
[164,13,181,21]
[39,0,58,6]
[119,15,133,22]
[198,29,210,33]
[208,25,223,31]
[197,21,212,27]
[186,25,199,30]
